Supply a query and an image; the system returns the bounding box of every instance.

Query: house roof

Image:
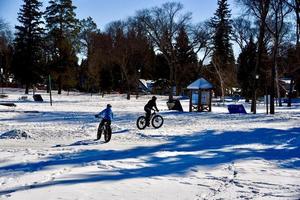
[139,79,154,89]
[187,78,213,90]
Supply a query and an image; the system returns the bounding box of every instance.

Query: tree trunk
[253,2,269,114]
[169,62,175,101]
[220,79,225,104]
[270,63,275,114]
[120,62,131,100]
[25,83,29,94]
[57,75,62,94]
[272,35,281,107]
[275,61,282,107]
[212,59,225,104]
[251,83,257,113]
[127,91,130,100]
[287,77,294,107]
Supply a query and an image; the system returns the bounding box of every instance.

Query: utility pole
[270,62,275,114]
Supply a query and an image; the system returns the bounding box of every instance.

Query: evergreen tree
[210,0,235,98]
[210,0,234,63]
[153,54,169,80]
[237,37,257,101]
[79,17,99,58]
[175,26,198,94]
[45,0,79,94]
[13,0,45,94]
[77,17,99,90]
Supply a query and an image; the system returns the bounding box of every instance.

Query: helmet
[107,104,112,108]
[152,96,157,100]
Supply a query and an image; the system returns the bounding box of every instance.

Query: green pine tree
[175,26,198,95]
[237,37,257,101]
[45,0,80,94]
[13,0,45,94]
[210,0,235,97]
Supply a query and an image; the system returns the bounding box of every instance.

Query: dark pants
[144,107,151,125]
[100,119,111,127]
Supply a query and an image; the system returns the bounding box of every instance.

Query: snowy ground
[0,88,299,200]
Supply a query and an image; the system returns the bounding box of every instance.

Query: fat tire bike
[95,116,112,143]
[136,110,164,130]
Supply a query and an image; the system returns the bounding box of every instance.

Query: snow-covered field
[0,88,299,200]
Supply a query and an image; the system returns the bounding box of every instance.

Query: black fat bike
[136,110,164,130]
[95,117,112,143]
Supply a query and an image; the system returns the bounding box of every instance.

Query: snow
[0,88,300,200]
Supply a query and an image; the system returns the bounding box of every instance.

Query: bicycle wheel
[96,123,103,140]
[151,115,164,129]
[137,116,147,130]
[104,125,112,143]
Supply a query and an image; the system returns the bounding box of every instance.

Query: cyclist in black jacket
[144,96,159,126]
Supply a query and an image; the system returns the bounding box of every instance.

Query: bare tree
[284,0,300,44]
[232,17,256,50]
[107,21,132,99]
[106,20,153,99]
[211,56,225,102]
[136,2,192,100]
[237,0,271,114]
[0,18,12,44]
[265,0,292,107]
[0,18,13,81]
[190,22,213,71]
[85,32,113,93]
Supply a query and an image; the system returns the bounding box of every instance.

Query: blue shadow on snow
[0,127,299,195]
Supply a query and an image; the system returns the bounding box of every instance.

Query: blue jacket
[98,107,113,121]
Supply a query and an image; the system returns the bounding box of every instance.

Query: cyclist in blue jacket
[95,104,113,131]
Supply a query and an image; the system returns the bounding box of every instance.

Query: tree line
[0,0,299,113]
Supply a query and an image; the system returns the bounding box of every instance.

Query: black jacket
[144,99,158,111]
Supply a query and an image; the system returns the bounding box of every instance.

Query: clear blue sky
[0,0,238,31]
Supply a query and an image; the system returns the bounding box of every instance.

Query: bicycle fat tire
[137,116,147,130]
[151,115,164,129]
[97,123,103,140]
[104,126,112,143]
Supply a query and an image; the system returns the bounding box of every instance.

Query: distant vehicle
[36,83,47,90]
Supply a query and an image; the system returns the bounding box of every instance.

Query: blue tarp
[227,104,247,114]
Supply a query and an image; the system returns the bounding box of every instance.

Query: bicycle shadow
[53,128,130,147]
